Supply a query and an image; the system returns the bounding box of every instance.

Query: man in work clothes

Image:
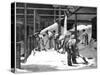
[65,34,78,66]
[82,29,88,45]
[46,30,53,49]
[65,34,88,66]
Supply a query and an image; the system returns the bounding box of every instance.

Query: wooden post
[54,7,56,23]
[58,7,61,34]
[75,14,78,48]
[33,9,36,48]
[24,3,27,58]
[34,9,36,34]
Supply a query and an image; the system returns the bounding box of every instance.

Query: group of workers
[33,29,89,66]
[34,30,57,51]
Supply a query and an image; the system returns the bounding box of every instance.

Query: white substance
[40,23,58,34]
[63,15,67,35]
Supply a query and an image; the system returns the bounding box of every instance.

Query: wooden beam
[24,3,27,58]
[16,13,96,16]
[16,7,68,11]
[75,13,96,15]
[68,20,91,23]
[16,14,34,16]
[39,14,64,17]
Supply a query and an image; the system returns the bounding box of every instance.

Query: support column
[34,9,36,34]
[33,9,36,49]
[75,14,78,48]
[54,7,56,23]
[58,7,61,34]
[24,3,27,58]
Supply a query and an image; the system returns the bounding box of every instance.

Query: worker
[45,30,53,49]
[65,34,78,66]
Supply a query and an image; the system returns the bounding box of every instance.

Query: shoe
[68,63,72,66]
[83,57,88,64]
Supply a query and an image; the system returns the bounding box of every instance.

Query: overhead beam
[75,13,96,15]
[67,20,91,23]
[16,7,68,11]
[16,13,96,16]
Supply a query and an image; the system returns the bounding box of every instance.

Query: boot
[83,57,88,64]
[68,63,72,66]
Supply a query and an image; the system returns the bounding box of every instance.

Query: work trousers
[67,45,77,66]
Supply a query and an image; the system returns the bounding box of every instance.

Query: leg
[42,39,47,51]
[49,38,52,49]
[55,40,59,51]
[68,53,72,66]
[87,35,88,45]
[48,39,51,49]
[72,53,77,64]
[67,49,72,66]
[82,57,88,64]
[54,40,57,50]
[71,45,78,64]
